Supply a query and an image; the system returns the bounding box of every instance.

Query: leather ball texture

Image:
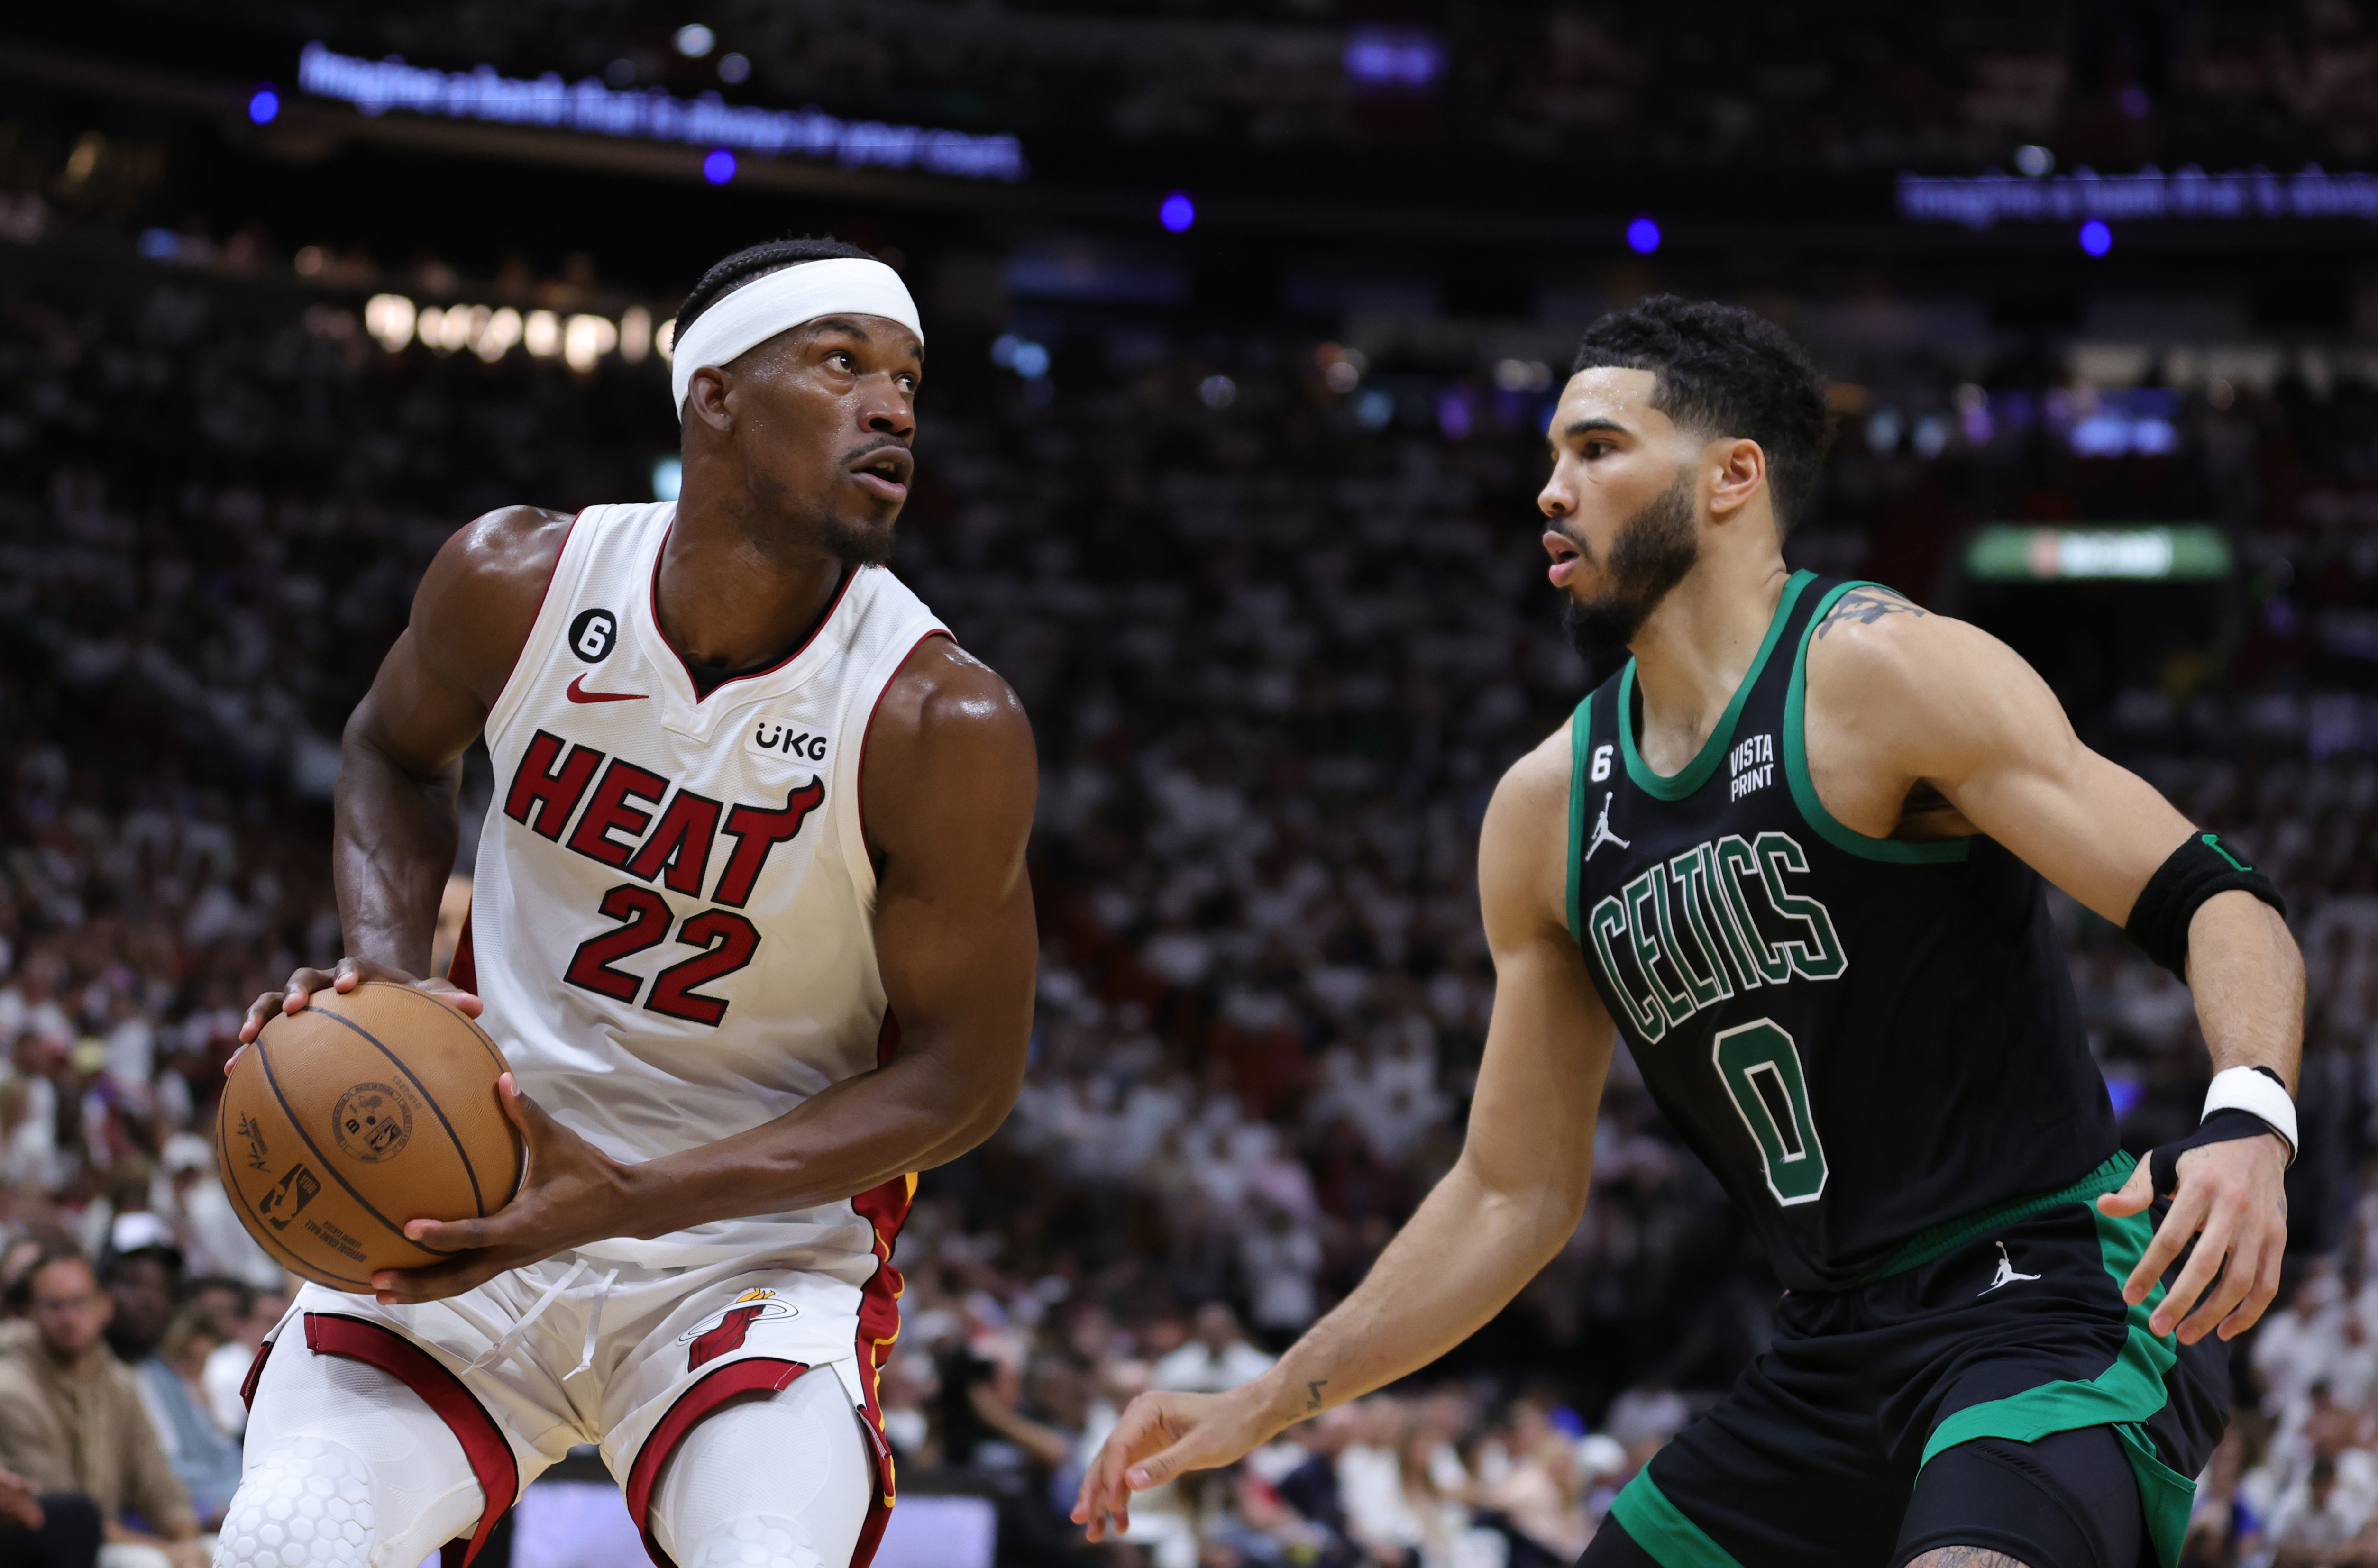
[216,983,524,1291]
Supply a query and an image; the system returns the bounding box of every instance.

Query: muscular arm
[1072,721,1615,1540]
[1804,589,2304,1342]
[238,505,570,1039]
[382,637,1037,1296]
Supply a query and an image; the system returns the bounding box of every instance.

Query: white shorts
[254,1243,905,1568]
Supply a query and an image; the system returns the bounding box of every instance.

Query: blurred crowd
[5,219,2378,1565]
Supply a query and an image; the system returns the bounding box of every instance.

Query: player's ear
[1707,438,1765,521]
[685,366,735,433]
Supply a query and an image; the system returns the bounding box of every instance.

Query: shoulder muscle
[861,637,1037,874]
[1479,716,1576,952]
[411,506,576,709]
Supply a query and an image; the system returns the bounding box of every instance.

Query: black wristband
[2148,1108,2285,1198]
[2124,832,2286,981]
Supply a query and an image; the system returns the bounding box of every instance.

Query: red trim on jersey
[844,1008,915,1566]
[853,630,955,863]
[447,906,477,995]
[647,522,860,703]
[492,509,585,705]
[626,1358,824,1568]
[302,1314,518,1568]
[238,1336,273,1411]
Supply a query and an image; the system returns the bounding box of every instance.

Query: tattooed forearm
[1817,585,1928,637]
[1305,1380,1327,1414]
[1904,1549,2032,1568]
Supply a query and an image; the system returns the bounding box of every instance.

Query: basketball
[215,983,525,1292]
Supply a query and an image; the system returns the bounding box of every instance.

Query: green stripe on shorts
[1607,1467,1746,1568]
[1917,1193,2196,1568]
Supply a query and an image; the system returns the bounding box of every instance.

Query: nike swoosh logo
[566,674,648,704]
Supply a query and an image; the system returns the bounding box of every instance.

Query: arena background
[1,5,2375,1566]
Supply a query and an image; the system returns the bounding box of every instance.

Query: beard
[815,509,897,567]
[1560,472,1700,660]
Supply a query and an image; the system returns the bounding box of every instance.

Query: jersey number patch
[563,883,762,1026]
[1712,1018,1828,1207]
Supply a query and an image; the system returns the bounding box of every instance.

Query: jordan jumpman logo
[1978,1240,2042,1295]
[1584,792,1631,861]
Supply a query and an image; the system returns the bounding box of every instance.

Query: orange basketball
[216,982,524,1292]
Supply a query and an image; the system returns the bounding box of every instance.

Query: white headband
[670,258,924,420]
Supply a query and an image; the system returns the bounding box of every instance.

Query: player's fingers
[2175,1223,2259,1343]
[1125,1430,1217,1491]
[238,991,283,1044]
[2149,1207,2232,1337]
[2095,1159,2155,1218]
[277,968,338,1015]
[418,981,485,1018]
[2124,1185,2206,1305]
[2224,1234,2288,1340]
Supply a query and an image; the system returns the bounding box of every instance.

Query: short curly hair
[675,235,878,338]
[1571,296,1831,536]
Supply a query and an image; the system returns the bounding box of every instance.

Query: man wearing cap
[218,237,1037,1568]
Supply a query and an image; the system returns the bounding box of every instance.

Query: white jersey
[458,500,947,1271]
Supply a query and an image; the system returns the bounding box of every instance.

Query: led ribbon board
[1899,166,2378,229]
[297,42,1026,182]
[1964,525,2232,582]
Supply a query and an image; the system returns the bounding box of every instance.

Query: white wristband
[2202,1066,2297,1163]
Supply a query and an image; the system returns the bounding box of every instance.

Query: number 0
[1712,1018,1828,1206]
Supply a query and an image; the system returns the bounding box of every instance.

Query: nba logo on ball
[333,1082,415,1163]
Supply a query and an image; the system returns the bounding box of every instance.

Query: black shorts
[1583,1155,2228,1568]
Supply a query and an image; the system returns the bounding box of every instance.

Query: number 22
[562,884,760,1026]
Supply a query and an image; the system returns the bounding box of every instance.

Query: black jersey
[1566,572,2117,1293]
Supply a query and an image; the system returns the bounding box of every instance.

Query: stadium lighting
[674,24,715,58]
[619,305,652,364]
[1626,215,1661,255]
[654,318,677,362]
[1010,341,1050,380]
[2014,144,2054,177]
[564,314,619,371]
[523,310,562,357]
[1199,375,1236,409]
[475,307,522,363]
[2079,218,2113,255]
[718,54,750,84]
[363,294,415,351]
[652,456,684,501]
[248,87,280,125]
[702,148,736,184]
[1159,191,1196,233]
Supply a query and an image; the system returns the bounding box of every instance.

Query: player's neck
[656,498,849,670]
[1625,552,1792,774]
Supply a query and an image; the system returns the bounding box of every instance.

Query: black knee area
[1578,1513,1662,1568]
[1893,1426,2144,1568]
[34,1494,100,1568]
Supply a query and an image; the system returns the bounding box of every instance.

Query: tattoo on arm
[1816,585,1928,638]
[1903,1550,2030,1568]
[1305,1380,1327,1414]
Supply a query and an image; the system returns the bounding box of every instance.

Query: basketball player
[1074,298,2303,1568]
[218,238,1037,1568]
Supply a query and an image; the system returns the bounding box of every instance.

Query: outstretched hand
[234,955,480,1062]
[1070,1386,1276,1542]
[368,1072,634,1304]
[2096,1131,2288,1344]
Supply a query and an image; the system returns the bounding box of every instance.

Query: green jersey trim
[1617,571,1815,802]
[1861,1151,2134,1281]
[1608,1466,1747,1568]
[1565,702,1591,945]
[1917,1179,2195,1568]
[1782,579,1972,865]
